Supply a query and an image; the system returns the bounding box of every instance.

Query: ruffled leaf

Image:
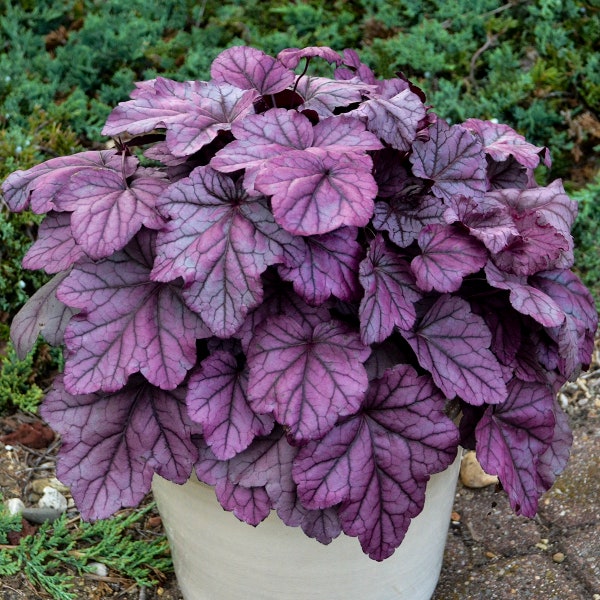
[410,119,487,201]
[358,234,421,344]
[10,271,78,360]
[58,231,210,394]
[411,224,488,293]
[278,226,362,305]
[402,295,507,405]
[247,315,370,442]
[210,46,295,94]
[41,375,197,521]
[475,378,556,517]
[22,212,87,274]
[293,364,459,560]
[186,351,274,460]
[277,46,342,69]
[294,76,368,117]
[151,166,305,337]
[254,150,377,236]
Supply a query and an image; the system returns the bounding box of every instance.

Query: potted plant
[2,45,597,599]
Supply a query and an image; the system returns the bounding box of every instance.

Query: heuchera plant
[3,45,597,561]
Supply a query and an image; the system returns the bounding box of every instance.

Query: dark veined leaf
[402,295,507,406]
[411,224,488,293]
[293,364,459,560]
[358,234,421,344]
[279,226,363,305]
[186,351,274,460]
[277,46,343,69]
[475,377,556,517]
[210,46,295,95]
[10,271,78,360]
[246,315,370,442]
[58,231,210,394]
[410,119,487,201]
[151,166,305,337]
[41,375,198,521]
[293,76,370,117]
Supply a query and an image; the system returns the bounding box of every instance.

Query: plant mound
[2,45,597,561]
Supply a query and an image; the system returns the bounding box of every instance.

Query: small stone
[460,451,499,488]
[6,498,25,516]
[485,551,496,559]
[535,541,548,551]
[450,511,461,522]
[88,562,109,577]
[38,486,68,512]
[21,507,63,524]
[552,552,566,563]
[31,477,70,495]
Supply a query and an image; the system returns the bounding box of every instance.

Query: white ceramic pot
[152,452,461,600]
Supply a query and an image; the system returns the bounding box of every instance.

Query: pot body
[152,452,461,600]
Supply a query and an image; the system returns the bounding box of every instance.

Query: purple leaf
[443,194,518,254]
[186,351,274,460]
[277,47,343,69]
[475,377,556,516]
[311,116,383,152]
[279,226,362,305]
[10,272,78,360]
[335,49,377,84]
[53,167,167,260]
[411,224,488,293]
[151,166,305,337]
[538,399,572,491]
[294,76,369,117]
[41,375,197,521]
[492,212,569,276]
[371,149,410,198]
[247,315,370,442]
[210,46,295,94]
[463,118,547,169]
[487,156,528,190]
[1,150,132,214]
[358,234,421,344]
[293,365,459,560]
[349,89,426,151]
[102,78,257,157]
[254,150,377,236]
[486,180,577,240]
[58,231,210,394]
[402,295,507,405]
[484,262,565,328]
[22,212,87,273]
[372,194,446,248]
[410,119,487,201]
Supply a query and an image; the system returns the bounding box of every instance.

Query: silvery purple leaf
[293,364,459,560]
[58,231,210,394]
[372,150,410,198]
[311,116,383,152]
[484,262,565,328]
[493,214,570,276]
[402,295,507,405]
[475,377,556,517]
[410,119,487,201]
[10,271,78,360]
[411,224,488,293]
[41,375,197,521]
[293,76,369,117]
[358,234,421,344]
[210,46,295,94]
[277,46,343,69]
[443,195,518,254]
[372,194,445,248]
[463,118,548,169]
[487,156,528,190]
[1,150,132,214]
[102,78,257,157]
[186,351,274,460]
[486,180,577,240]
[247,315,370,442]
[254,150,377,236]
[151,166,305,337]
[348,88,426,151]
[279,227,362,305]
[53,167,167,260]
[334,49,377,84]
[538,399,572,491]
[22,212,86,273]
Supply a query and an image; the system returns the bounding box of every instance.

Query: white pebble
[88,562,109,577]
[38,487,68,512]
[7,498,25,516]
